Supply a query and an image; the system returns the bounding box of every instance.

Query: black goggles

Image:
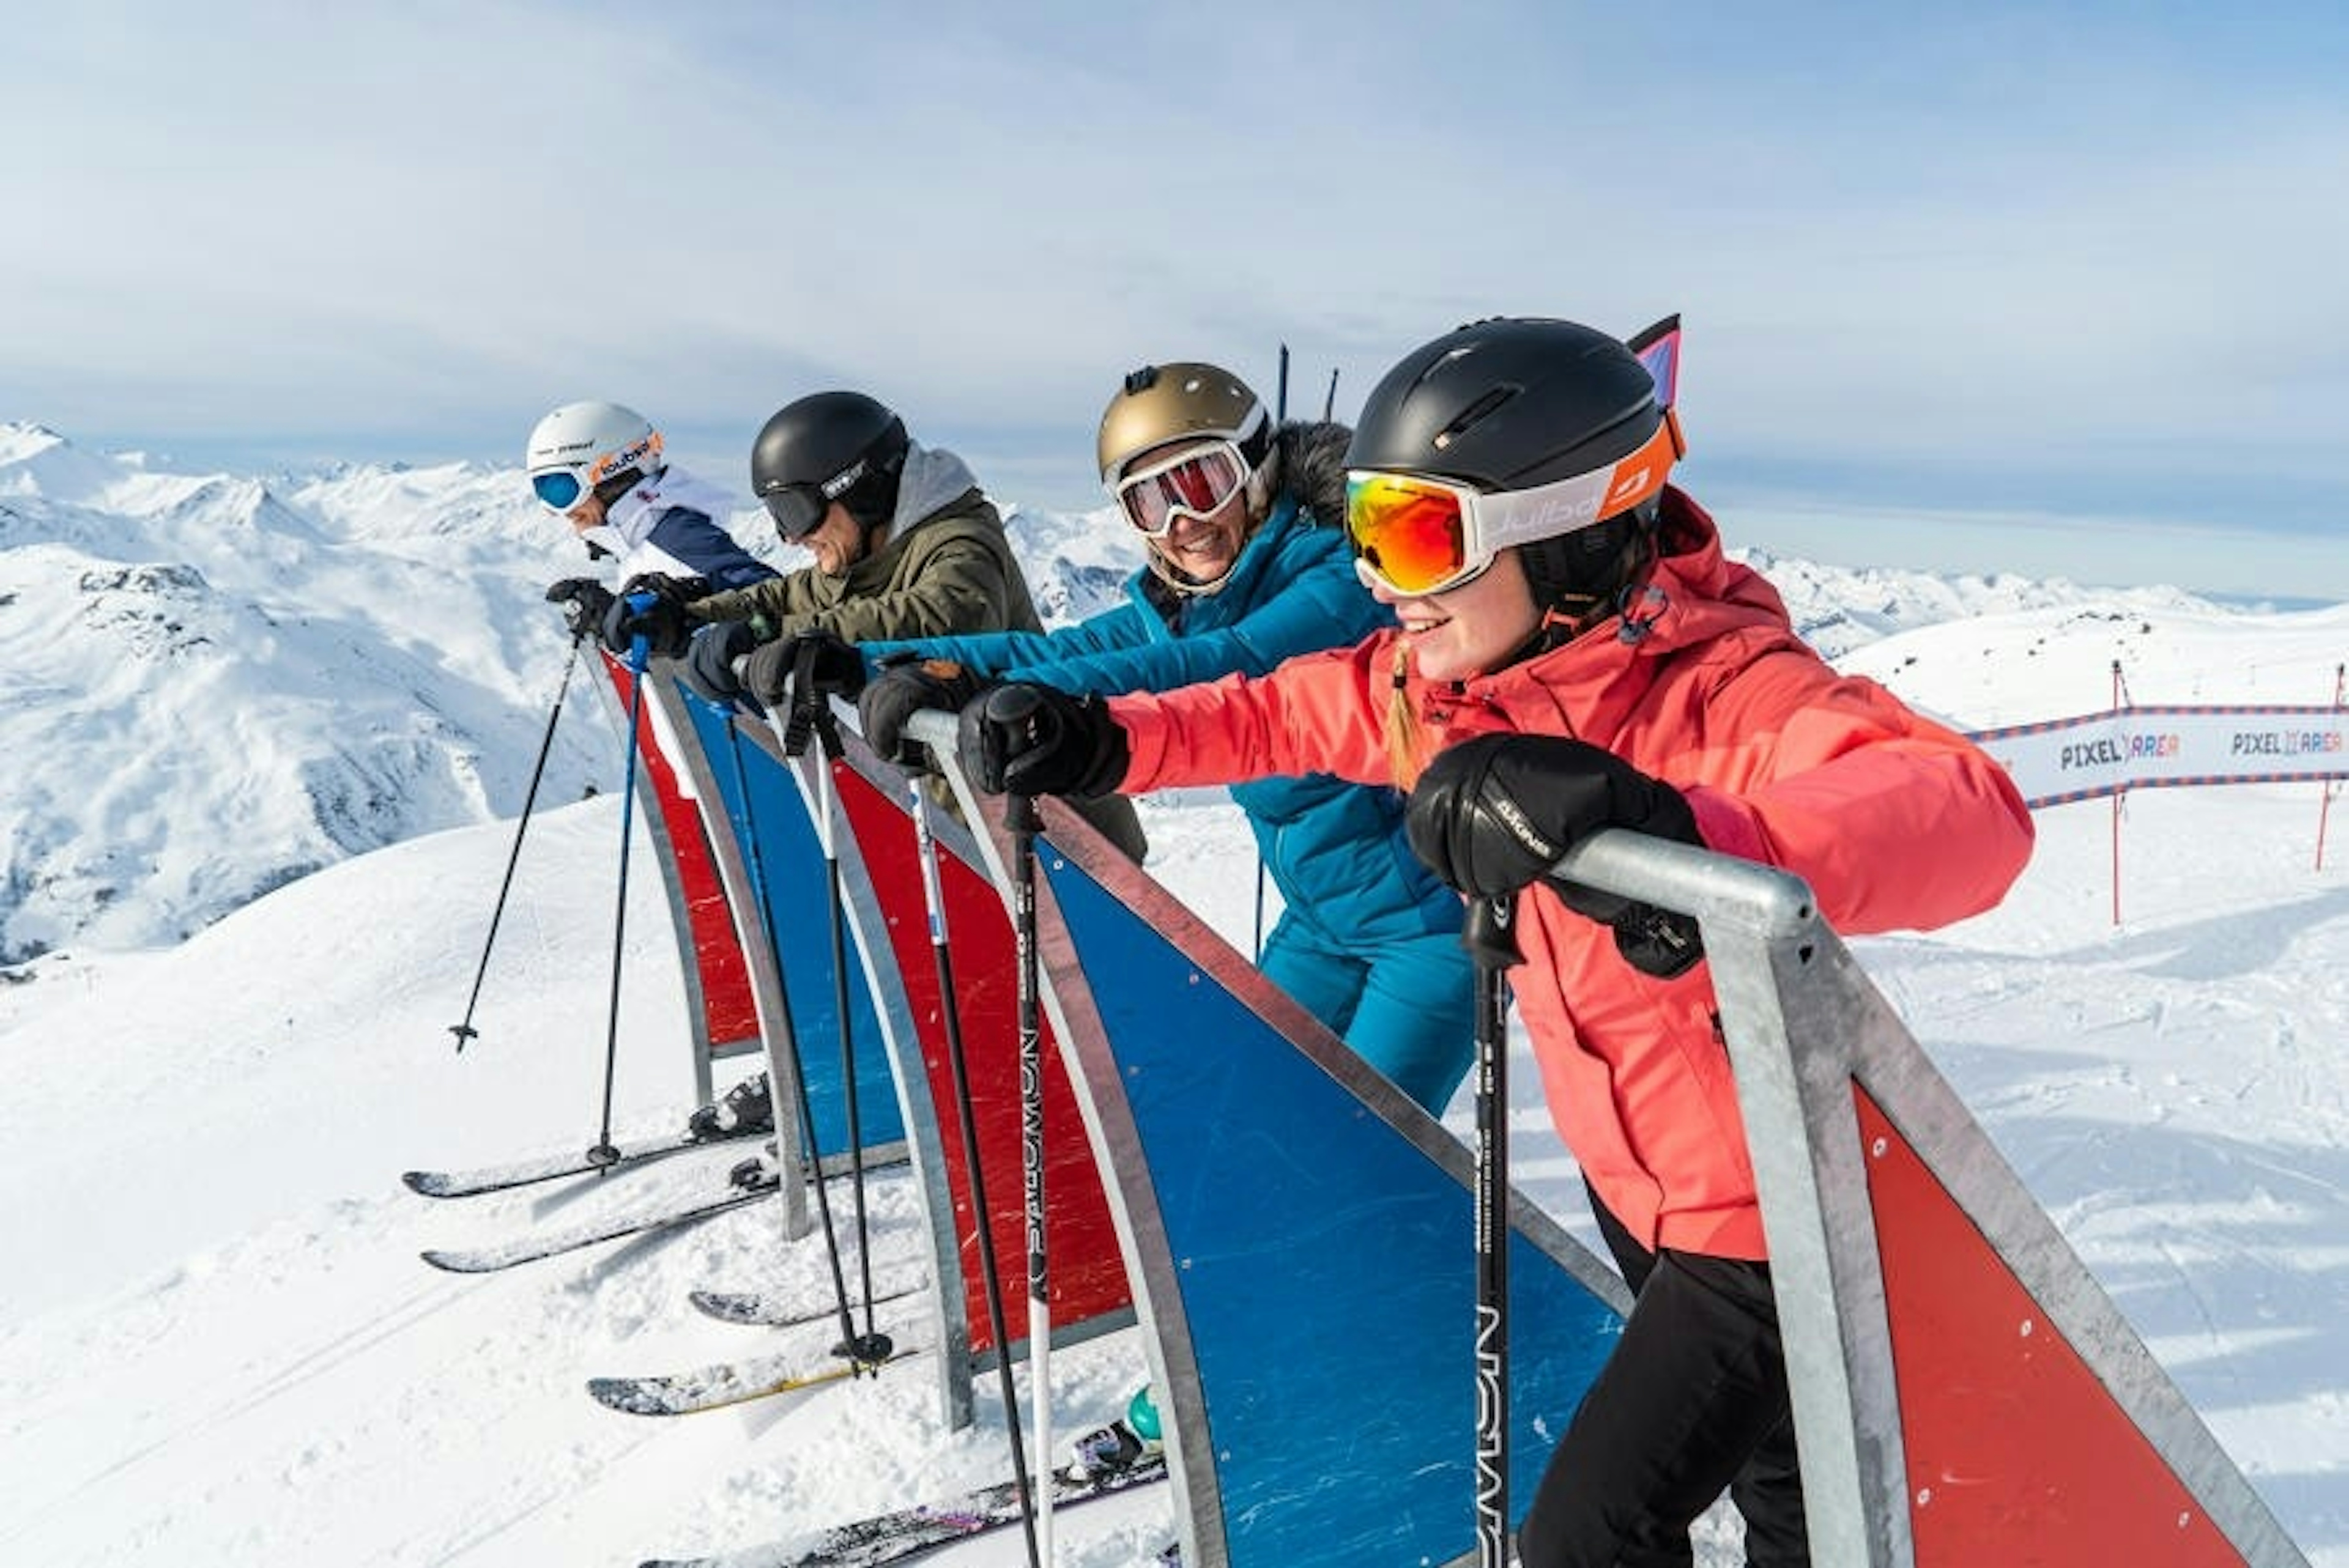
[760,483,829,539]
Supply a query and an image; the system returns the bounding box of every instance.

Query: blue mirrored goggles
[530,468,588,511]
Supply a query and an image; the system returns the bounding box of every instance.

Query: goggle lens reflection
[1345,475,1479,596]
[531,470,586,511]
[1115,444,1248,536]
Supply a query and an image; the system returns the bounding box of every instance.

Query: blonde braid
[1382,640,1431,788]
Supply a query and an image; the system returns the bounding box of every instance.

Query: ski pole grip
[1462,892,1523,969]
[622,590,657,674]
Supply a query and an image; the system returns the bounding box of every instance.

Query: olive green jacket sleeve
[686,489,1039,642]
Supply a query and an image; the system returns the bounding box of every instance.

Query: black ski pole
[720,708,887,1370]
[588,597,658,1167]
[1255,344,1290,963]
[909,777,1044,1568]
[449,627,587,1051]
[782,650,886,1357]
[1322,365,1340,421]
[1004,780,1056,1562]
[1462,892,1521,1565]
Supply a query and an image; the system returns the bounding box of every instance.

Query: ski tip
[418,1249,492,1274]
[684,1289,764,1324]
[585,1377,670,1417]
[401,1170,451,1197]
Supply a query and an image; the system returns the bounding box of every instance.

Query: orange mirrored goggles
[1345,415,1680,597]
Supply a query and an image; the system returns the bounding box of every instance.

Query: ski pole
[720,708,885,1370]
[783,650,886,1357]
[588,594,658,1167]
[1462,892,1521,1566]
[1255,340,1289,967]
[449,626,587,1051]
[1006,782,1055,1565]
[910,778,1044,1568]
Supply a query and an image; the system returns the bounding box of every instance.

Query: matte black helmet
[1345,317,1666,492]
[749,390,910,538]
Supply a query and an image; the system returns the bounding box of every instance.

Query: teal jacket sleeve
[859,601,1156,682]
[863,519,1390,697]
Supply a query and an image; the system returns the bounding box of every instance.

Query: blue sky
[7,1,2346,599]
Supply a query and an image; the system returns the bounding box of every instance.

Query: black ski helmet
[1346,317,1674,613]
[749,390,910,539]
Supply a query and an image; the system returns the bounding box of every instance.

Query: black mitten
[856,654,985,769]
[956,682,1129,798]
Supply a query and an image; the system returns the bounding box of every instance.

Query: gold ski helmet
[1096,361,1272,485]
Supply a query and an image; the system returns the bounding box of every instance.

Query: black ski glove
[735,629,854,711]
[599,573,706,658]
[856,654,986,769]
[1405,733,1707,978]
[749,629,869,708]
[544,577,615,640]
[679,621,759,704]
[957,682,1129,799]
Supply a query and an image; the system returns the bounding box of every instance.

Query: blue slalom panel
[1042,849,1624,1565]
[678,693,902,1154]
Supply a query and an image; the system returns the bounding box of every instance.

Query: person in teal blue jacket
[852,362,1474,1118]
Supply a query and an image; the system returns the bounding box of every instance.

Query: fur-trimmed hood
[1259,419,1351,529]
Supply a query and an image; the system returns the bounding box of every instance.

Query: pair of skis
[406,1128,908,1274]
[412,1148,780,1275]
[401,1120,768,1200]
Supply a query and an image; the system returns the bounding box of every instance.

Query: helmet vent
[1434,386,1520,449]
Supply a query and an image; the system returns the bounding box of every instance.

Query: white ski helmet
[524,401,664,512]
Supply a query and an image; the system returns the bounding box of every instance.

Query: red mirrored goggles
[1345,413,1681,597]
[1111,441,1251,537]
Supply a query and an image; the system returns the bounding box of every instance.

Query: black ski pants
[1515,1193,1810,1567]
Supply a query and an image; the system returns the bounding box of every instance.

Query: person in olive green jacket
[607,390,1031,699]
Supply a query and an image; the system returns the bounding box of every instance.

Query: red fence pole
[2110,662,2126,926]
[2320,663,2344,872]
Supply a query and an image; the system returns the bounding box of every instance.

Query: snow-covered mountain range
[1,417,2336,968]
[1,418,2343,1566]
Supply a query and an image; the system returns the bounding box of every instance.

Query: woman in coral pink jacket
[952,317,2035,1567]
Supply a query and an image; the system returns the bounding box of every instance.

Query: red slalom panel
[831,761,1132,1350]
[1855,1087,2246,1566]
[602,657,760,1054]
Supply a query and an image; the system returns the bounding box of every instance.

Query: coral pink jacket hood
[1110,489,2034,1259]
